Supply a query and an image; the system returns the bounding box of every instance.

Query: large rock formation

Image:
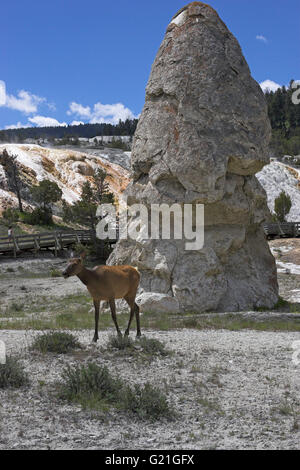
[108,2,278,311]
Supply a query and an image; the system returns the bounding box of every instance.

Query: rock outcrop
[108,2,278,312]
[257,160,300,221]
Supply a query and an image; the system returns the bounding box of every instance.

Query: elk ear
[80,251,86,260]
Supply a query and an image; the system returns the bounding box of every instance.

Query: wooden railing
[0,229,94,257]
[264,222,300,238]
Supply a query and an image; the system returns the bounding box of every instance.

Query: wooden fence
[0,230,94,257]
[264,222,300,239]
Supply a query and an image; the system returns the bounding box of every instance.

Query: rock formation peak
[109,3,278,312]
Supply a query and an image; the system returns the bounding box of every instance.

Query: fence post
[12,235,17,258]
[54,231,58,257]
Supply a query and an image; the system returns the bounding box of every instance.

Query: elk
[62,252,141,342]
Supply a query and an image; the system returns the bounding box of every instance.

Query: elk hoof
[124,330,129,336]
[92,336,98,342]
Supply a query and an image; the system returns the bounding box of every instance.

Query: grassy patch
[121,382,173,420]
[0,302,26,318]
[193,314,300,332]
[57,362,173,420]
[137,336,171,356]
[106,335,171,358]
[49,269,62,278]
[3,286,300,333]
[107,335,134,350]
[254,296,290,312]
[30,331,82,354]
[0,356,29,388]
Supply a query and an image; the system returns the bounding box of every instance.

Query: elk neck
[76,265,96,286]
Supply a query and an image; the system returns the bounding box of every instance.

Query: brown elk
[62,252,141,342]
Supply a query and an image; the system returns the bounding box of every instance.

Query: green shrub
[137,337,170,356]
[0,356,29,388]
[57,362,173,420]
[107,139,130,151]
[31,331,82,354]
[2,208,19,223]
[274,191,292,222]
[107,335,134,350]
[19,208,53,226]
[122,382,173,420]
[58,363,123,409]
[9,302,24,313]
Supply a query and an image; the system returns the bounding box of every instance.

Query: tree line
[0,119,138,143]
[264,80,300,157]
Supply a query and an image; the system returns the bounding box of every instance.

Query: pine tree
[274,191,292,222]
[0,149,24,212]
[62,169,114,237]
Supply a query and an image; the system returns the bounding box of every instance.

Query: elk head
[62,252,86,278]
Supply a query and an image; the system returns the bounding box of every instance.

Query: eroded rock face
[108,2,278,312]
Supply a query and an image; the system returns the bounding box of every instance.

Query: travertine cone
[108,2,278,312]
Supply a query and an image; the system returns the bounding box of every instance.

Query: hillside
[2,143,300,229]
[0,144,130,217]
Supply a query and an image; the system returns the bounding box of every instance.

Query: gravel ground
[0,328,300,450]
[1,243,300,450]
[0,255,86,306]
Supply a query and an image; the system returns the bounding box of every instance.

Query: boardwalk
[264,222,300,239]
[0,230,93,257]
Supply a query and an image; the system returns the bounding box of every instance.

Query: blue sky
[0,0,299,130]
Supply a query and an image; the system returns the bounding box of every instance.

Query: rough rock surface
[136,292,180,314]
[108,2,278,312]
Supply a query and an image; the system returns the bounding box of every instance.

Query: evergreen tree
[274,191,292,222]
[62,169,114,237]
[0,149,24,212]
[31,180,62,212]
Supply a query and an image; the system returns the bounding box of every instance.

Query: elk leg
[109,299,122,337]
[135,303,141,337]
[124,296,135,336]
[93,299,100,342]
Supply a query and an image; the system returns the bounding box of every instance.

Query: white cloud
[260,79,282,93]
[28,115,67,127]
[47,102,57,112]
[92,102,136,124]
[256,34,268,43]
[67,102,91,118]
[67,100,137,125]
[0,79,56,118]
[0,80,6,106]
[5,90,46,114]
